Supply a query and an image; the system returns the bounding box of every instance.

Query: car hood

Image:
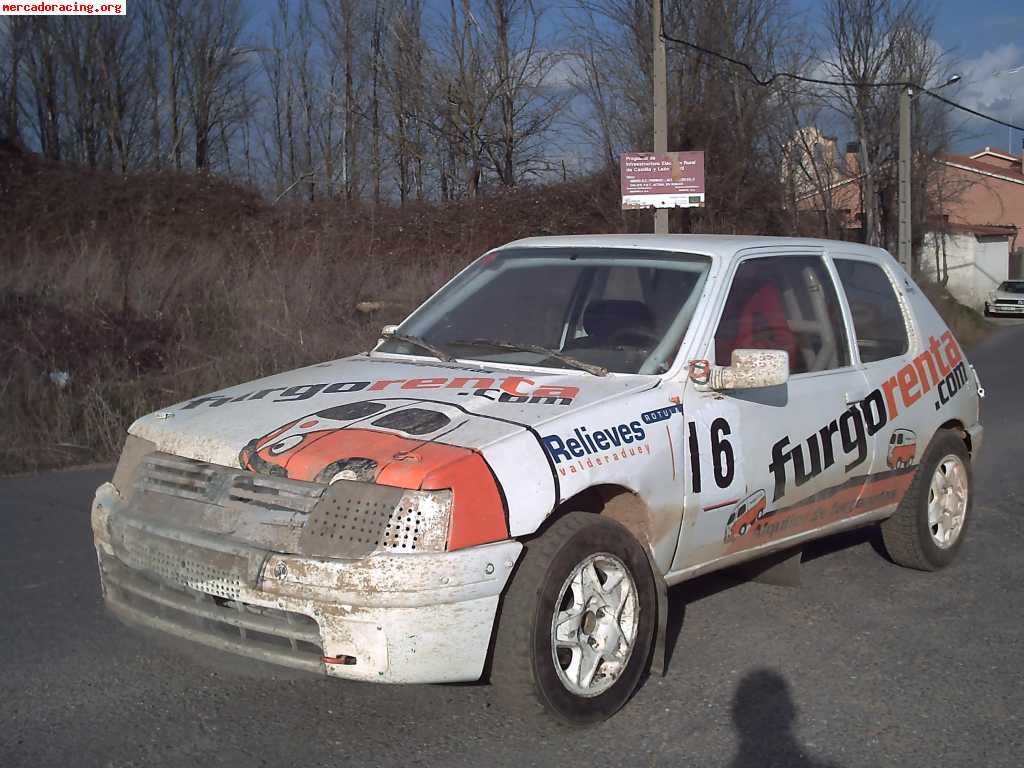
[129,354,659,469]
[993,290,1024,300]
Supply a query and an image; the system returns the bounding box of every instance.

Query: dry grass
[918,281,993,350]
[0,144,634,472]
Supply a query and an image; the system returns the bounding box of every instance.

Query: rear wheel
[490,512,657,725]
[881,429,971,570]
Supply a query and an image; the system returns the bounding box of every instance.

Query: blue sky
[930,1,1024,153]
[794,0,1024,154]
[249,1,1023,156]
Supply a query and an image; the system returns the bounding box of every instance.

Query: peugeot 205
[92,235,984,724]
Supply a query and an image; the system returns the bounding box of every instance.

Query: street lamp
[897,73,962,272]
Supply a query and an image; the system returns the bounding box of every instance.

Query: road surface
[3,326,1023,767]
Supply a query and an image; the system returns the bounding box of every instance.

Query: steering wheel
[608,327,659,348]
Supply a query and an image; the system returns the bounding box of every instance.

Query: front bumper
[92,482,522,683]
[989,302,1024,314]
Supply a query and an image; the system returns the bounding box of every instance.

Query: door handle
[845,390,867,405]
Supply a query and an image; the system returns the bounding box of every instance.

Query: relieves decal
[542,419,651,476]
[182,376,580,409]
[768,332,965,503]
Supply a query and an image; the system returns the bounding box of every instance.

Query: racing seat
[717,280,799,368]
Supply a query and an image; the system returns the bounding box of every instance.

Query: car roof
[496,234,890,264]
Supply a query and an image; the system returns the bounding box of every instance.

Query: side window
[833,259,909,363]
[715,256,850,375]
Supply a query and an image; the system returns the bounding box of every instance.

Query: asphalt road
[3,327,1024,768]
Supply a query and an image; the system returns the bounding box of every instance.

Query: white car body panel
[93,234,984,684]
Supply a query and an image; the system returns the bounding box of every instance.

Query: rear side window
[833,260,909,363]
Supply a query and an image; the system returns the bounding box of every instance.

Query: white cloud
[954,43,1024,127]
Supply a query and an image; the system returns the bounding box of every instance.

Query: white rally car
[92,235,983,724]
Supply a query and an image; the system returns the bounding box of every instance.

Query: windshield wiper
[449,338,607,377]
[381,332,454,362]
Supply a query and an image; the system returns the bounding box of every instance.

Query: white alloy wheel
[927,454,969,549]
[550,553,639,697]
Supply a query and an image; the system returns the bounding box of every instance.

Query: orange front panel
[247,426,508,550]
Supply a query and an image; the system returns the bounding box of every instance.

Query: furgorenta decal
[541,419,651,476]
[723,489,768,543]
[768,332,965,502]
[723,467,916,555]
[887,429,917,469]
[182,376,580,409]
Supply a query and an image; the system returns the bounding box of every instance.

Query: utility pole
[897,73,961,274]
[653,0,668,235]
[898,78,912,272]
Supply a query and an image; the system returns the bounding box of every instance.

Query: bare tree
[384,0,429,203]
[179,0,250,171]
[1,17,29,141]
[823,0,917,246]
[22,19,63,160]
[322,0,366,203]
[484,0,563,186]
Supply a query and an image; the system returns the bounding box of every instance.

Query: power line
[918,87,1024,132]
[657,25,1024,132]
[657,30,906,89]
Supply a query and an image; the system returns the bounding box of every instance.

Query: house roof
[940,222,1018,237]
[969,147,1021,164]
[938,153,1024,185]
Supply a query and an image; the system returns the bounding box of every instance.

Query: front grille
[136,453,324,515]
[137,453,217,500]
[226,473,324,515]
[994,299,1024,305]
[300,481,404,558]
[120,533,242,600]
[102,554,325,673]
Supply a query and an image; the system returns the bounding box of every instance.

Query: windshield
[377,247,712,374]
[998,281,1024,293]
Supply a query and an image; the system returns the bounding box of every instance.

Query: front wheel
[489,513,657,725]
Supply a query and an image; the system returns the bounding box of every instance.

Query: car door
[828,252,922,509]
[671,248,874,572]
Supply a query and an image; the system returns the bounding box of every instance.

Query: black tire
[490,512,657,725]
[880,429,972,571]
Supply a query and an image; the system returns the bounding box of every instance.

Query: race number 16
[687,417,735,493]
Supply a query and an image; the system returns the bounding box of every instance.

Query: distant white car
[985,280,1024,316]
[92,235,984,724]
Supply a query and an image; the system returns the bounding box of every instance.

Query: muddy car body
[92,235,983,723]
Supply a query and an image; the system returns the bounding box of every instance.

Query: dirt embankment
[0,143,631,472]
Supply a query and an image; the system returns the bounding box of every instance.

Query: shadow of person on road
[729,669,840,768]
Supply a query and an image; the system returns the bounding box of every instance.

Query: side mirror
[710,349,789,390]
[379,324,399,344]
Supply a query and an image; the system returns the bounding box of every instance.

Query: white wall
[919,231,1009,311]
